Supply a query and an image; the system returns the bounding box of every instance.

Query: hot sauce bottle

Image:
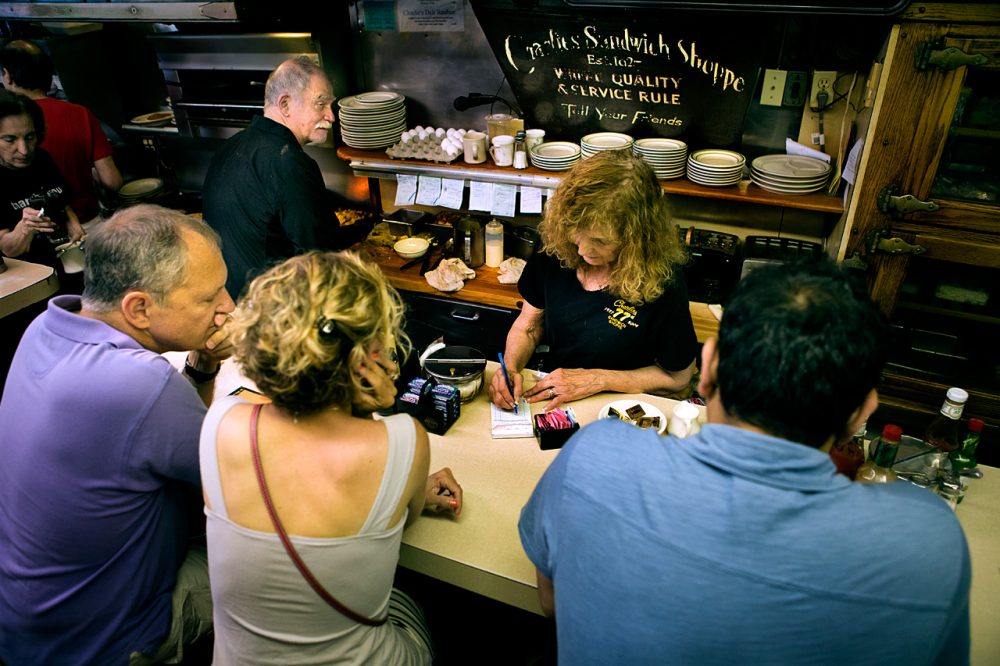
[830,422,867,480]
[856,424,903,484]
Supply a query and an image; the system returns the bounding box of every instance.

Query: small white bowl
[394,237,430,259]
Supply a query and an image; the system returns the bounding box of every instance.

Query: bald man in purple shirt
[0,204,235,665]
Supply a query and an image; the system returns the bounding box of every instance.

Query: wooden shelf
[337,146,844,215]
[896,300,1000,326]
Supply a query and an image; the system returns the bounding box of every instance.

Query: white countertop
[0,258,58,319]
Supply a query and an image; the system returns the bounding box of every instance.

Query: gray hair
[264,56,326,108]
[81,204,222,312]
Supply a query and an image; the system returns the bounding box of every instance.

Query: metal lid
[423,345,486,380]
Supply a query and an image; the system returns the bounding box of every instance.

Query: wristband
[184,358,220,383]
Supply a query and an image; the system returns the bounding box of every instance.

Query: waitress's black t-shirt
[1,148,72,270]
[518,251,698,372]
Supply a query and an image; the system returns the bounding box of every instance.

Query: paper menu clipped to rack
[490,397,533,439]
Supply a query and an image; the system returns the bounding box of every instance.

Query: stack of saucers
[529,141,581,171]
[686,149,746,187]
[633,138,688,180]
[580,132,634,158]
[750,154,831,194]
[338,91,407,149]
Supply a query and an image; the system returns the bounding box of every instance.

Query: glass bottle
[949,417,984,472]
[923,387,969,453]
[856,424,902,484]
[513,130,528,169]
[830,421,866,480]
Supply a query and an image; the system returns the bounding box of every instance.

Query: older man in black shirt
[202,56,371,299]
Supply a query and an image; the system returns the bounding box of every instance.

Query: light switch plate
[761,69,786,106]
[783,71,808,107]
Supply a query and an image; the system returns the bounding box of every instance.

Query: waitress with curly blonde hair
[489,149,697,411]
[199,250,460,664]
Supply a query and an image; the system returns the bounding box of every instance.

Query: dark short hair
[1,40,53,93]
[716,259,889,448]
[82,204,221,312]
[0,89,45,142]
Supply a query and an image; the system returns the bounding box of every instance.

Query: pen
[497,352,517,414]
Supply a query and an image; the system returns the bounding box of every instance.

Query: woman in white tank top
[199,251,462,665]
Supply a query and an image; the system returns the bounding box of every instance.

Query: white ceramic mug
[525,128,546,154]
[462,131,487,164]
[490,135,515,167]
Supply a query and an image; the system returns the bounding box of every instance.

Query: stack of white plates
[686,149,746,187]
[338,91,407,149]
[633,138,688,180]
[580,132,634,158]
[750,155,831,194]
[529,141,581,171]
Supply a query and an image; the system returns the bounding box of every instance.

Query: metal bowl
[422,345,486,403]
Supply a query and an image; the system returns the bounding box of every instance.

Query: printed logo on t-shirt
[606,299,639,331]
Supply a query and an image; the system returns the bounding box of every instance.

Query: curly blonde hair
[539,149,687,304]
[230,251,409,416]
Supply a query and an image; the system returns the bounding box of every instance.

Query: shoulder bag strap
[249,403,387,627]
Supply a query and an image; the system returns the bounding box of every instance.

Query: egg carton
[385,126,472,164]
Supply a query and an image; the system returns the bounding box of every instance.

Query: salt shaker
[668,401,701,438]
[513,130,528,170]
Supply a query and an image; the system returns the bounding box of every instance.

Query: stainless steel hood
[0,2,238,22]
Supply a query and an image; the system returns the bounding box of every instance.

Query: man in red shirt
[1,39,122,223]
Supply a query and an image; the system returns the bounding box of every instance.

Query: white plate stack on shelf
[580,132,634,158]
[686,149,746,187]
[633,138,688,180]
[337,91,407,149]
[750,154,831,194]
[529,141,582,171]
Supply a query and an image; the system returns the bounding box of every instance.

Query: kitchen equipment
[454,217,486,268]
[740,236,822,279]
[420,343,487,403]
[383,208,430,236]
[505,226,540,261]
[148,33,318,140]
[680,226,740,304]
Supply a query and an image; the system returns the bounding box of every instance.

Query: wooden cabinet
[846,3,1000,442]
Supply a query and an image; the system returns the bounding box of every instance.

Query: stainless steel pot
[420,343,486,403]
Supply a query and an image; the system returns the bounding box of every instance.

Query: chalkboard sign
[471,2,772,147]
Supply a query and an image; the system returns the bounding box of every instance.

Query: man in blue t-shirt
[520,259,970,665]
[0,204,235,664]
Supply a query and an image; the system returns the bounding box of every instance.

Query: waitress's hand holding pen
[425,467,463,517]
[489,357,523,411]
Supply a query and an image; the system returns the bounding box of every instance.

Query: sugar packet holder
[534,408,580,450]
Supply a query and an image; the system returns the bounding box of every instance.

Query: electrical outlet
[760,69,787,106]
[809,70,838,109]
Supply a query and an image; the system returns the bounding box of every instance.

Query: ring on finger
[549,388,556,398]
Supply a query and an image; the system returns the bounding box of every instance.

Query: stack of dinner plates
[633,138,688,180]
[580,132,634,158]
[750,154,831,194]
[529,141,581,171]
[337,91,407,149]
[686,149,746,187]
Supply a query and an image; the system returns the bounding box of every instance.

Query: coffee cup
[490,135,515,167]
[514,150,528,170]
[463,131,488,164]
[525,128,546,155]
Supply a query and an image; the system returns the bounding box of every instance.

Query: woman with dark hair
[490,149,698,410]
[200,250,461,664]
[0,89,84,275]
